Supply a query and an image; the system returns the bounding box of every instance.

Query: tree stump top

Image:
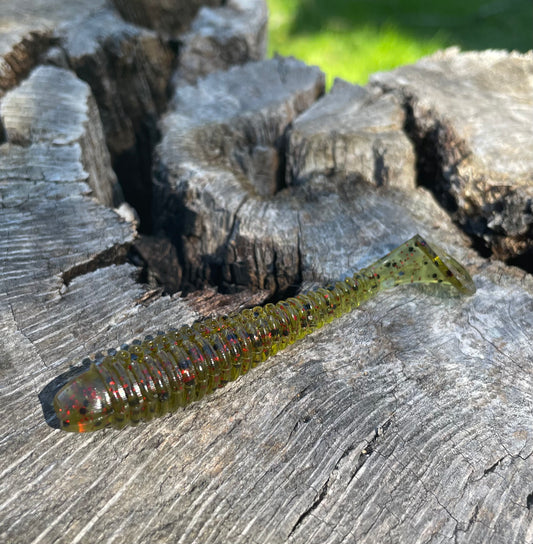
[1,5,533,542]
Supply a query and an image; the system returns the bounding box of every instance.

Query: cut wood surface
[1,4,533,542]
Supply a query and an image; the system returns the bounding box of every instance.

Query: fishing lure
[54,234,475,432]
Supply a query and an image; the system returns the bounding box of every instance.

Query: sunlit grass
[269,22,447,87]
[267,0,532,87]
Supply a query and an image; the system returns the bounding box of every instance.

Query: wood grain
[371,48,533,267]
[1,8,532,544]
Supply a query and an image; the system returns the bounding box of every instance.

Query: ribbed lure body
[53,235,475,432]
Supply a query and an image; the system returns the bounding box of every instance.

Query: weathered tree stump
[370,48,533,269]
[1,3,533,542]
[175,0,269,86]
[111,0,223,36]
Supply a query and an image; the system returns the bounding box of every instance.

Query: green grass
[267,0,533,87]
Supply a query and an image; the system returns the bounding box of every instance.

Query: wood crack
[288,415,395,540]
[60,242,132,288]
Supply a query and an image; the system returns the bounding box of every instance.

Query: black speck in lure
[53,235,475,432]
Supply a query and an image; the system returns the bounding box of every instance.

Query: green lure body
[53,235,475,432]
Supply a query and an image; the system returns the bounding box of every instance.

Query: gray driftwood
[1,10,533,543]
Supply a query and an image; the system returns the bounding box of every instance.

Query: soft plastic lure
[54,234,475,432]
